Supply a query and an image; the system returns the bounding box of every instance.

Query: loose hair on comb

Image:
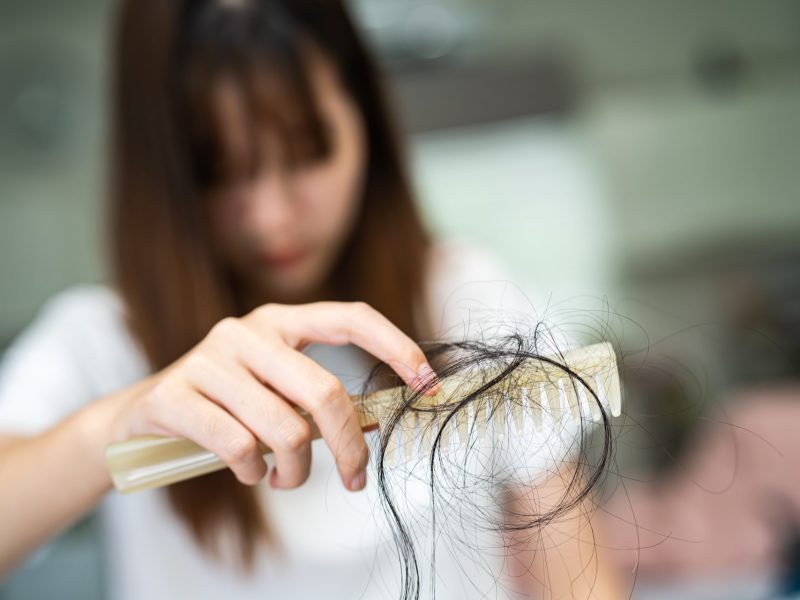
[363,332,617,600]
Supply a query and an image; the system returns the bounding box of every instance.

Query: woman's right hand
[108,302,437,492]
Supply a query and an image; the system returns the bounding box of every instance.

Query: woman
[0,1,615,598]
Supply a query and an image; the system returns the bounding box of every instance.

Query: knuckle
[276,417,312,452]
[139,382,181,432]
[250,303,281,322]
[197,414,222,446]
[221,432,259,464]
[314,375,346,410]
[350,301,373,320]
[147,379,179,411]
[209,317,241,342]
[182,352,213,378]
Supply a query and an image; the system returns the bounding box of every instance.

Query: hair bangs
[179,1,333,191]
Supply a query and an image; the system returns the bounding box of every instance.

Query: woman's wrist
[70,382,150,493]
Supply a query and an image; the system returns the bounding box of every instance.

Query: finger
[183,354,313,489]
[147,379,267,485]
[233,332,367,491]
[249,302,439,394]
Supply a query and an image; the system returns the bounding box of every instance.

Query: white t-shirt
[0,242,577,600]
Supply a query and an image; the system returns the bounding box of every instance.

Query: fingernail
[349,470,366,491]
[416,364,440,395]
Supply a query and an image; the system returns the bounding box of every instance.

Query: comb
[105,342,620,493]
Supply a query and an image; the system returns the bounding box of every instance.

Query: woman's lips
[258,248,308,269]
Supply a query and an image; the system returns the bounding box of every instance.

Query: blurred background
[1,0,798,598]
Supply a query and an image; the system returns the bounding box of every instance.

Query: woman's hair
[109,0,430,568]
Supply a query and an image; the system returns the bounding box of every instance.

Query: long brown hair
[109,0,430,569]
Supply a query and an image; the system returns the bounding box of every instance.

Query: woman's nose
[246,173,297,235]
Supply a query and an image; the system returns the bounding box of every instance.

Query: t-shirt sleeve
[0,287,145,436]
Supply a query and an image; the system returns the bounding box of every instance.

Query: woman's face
[207,57,366,304]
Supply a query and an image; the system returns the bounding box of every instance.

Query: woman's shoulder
[36,284,125,324]
[27,285,136,352]
[35,283,144,362]
[16,285,145,379]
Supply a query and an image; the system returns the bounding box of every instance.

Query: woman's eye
[286,122,335,168]
[292,144,329,168]
[287,135,330,168]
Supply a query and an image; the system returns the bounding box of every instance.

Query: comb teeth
[510,391,524,434]
[402,412,417,460]
[524,386,541,432]
[558,379,581,424]
[491,394,505,439]
[543,383,561,423]
[377,342,622,467]
[420,411,433,453]
[457,403,471,443]
[476,399,489,443]
[441,415,453,454]
[580,383,599,422]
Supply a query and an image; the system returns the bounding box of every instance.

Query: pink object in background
[602,384,800,584]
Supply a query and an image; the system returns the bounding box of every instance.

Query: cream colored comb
[105,342,620,493]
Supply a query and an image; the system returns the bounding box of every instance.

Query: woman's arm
[0,380,143,576]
